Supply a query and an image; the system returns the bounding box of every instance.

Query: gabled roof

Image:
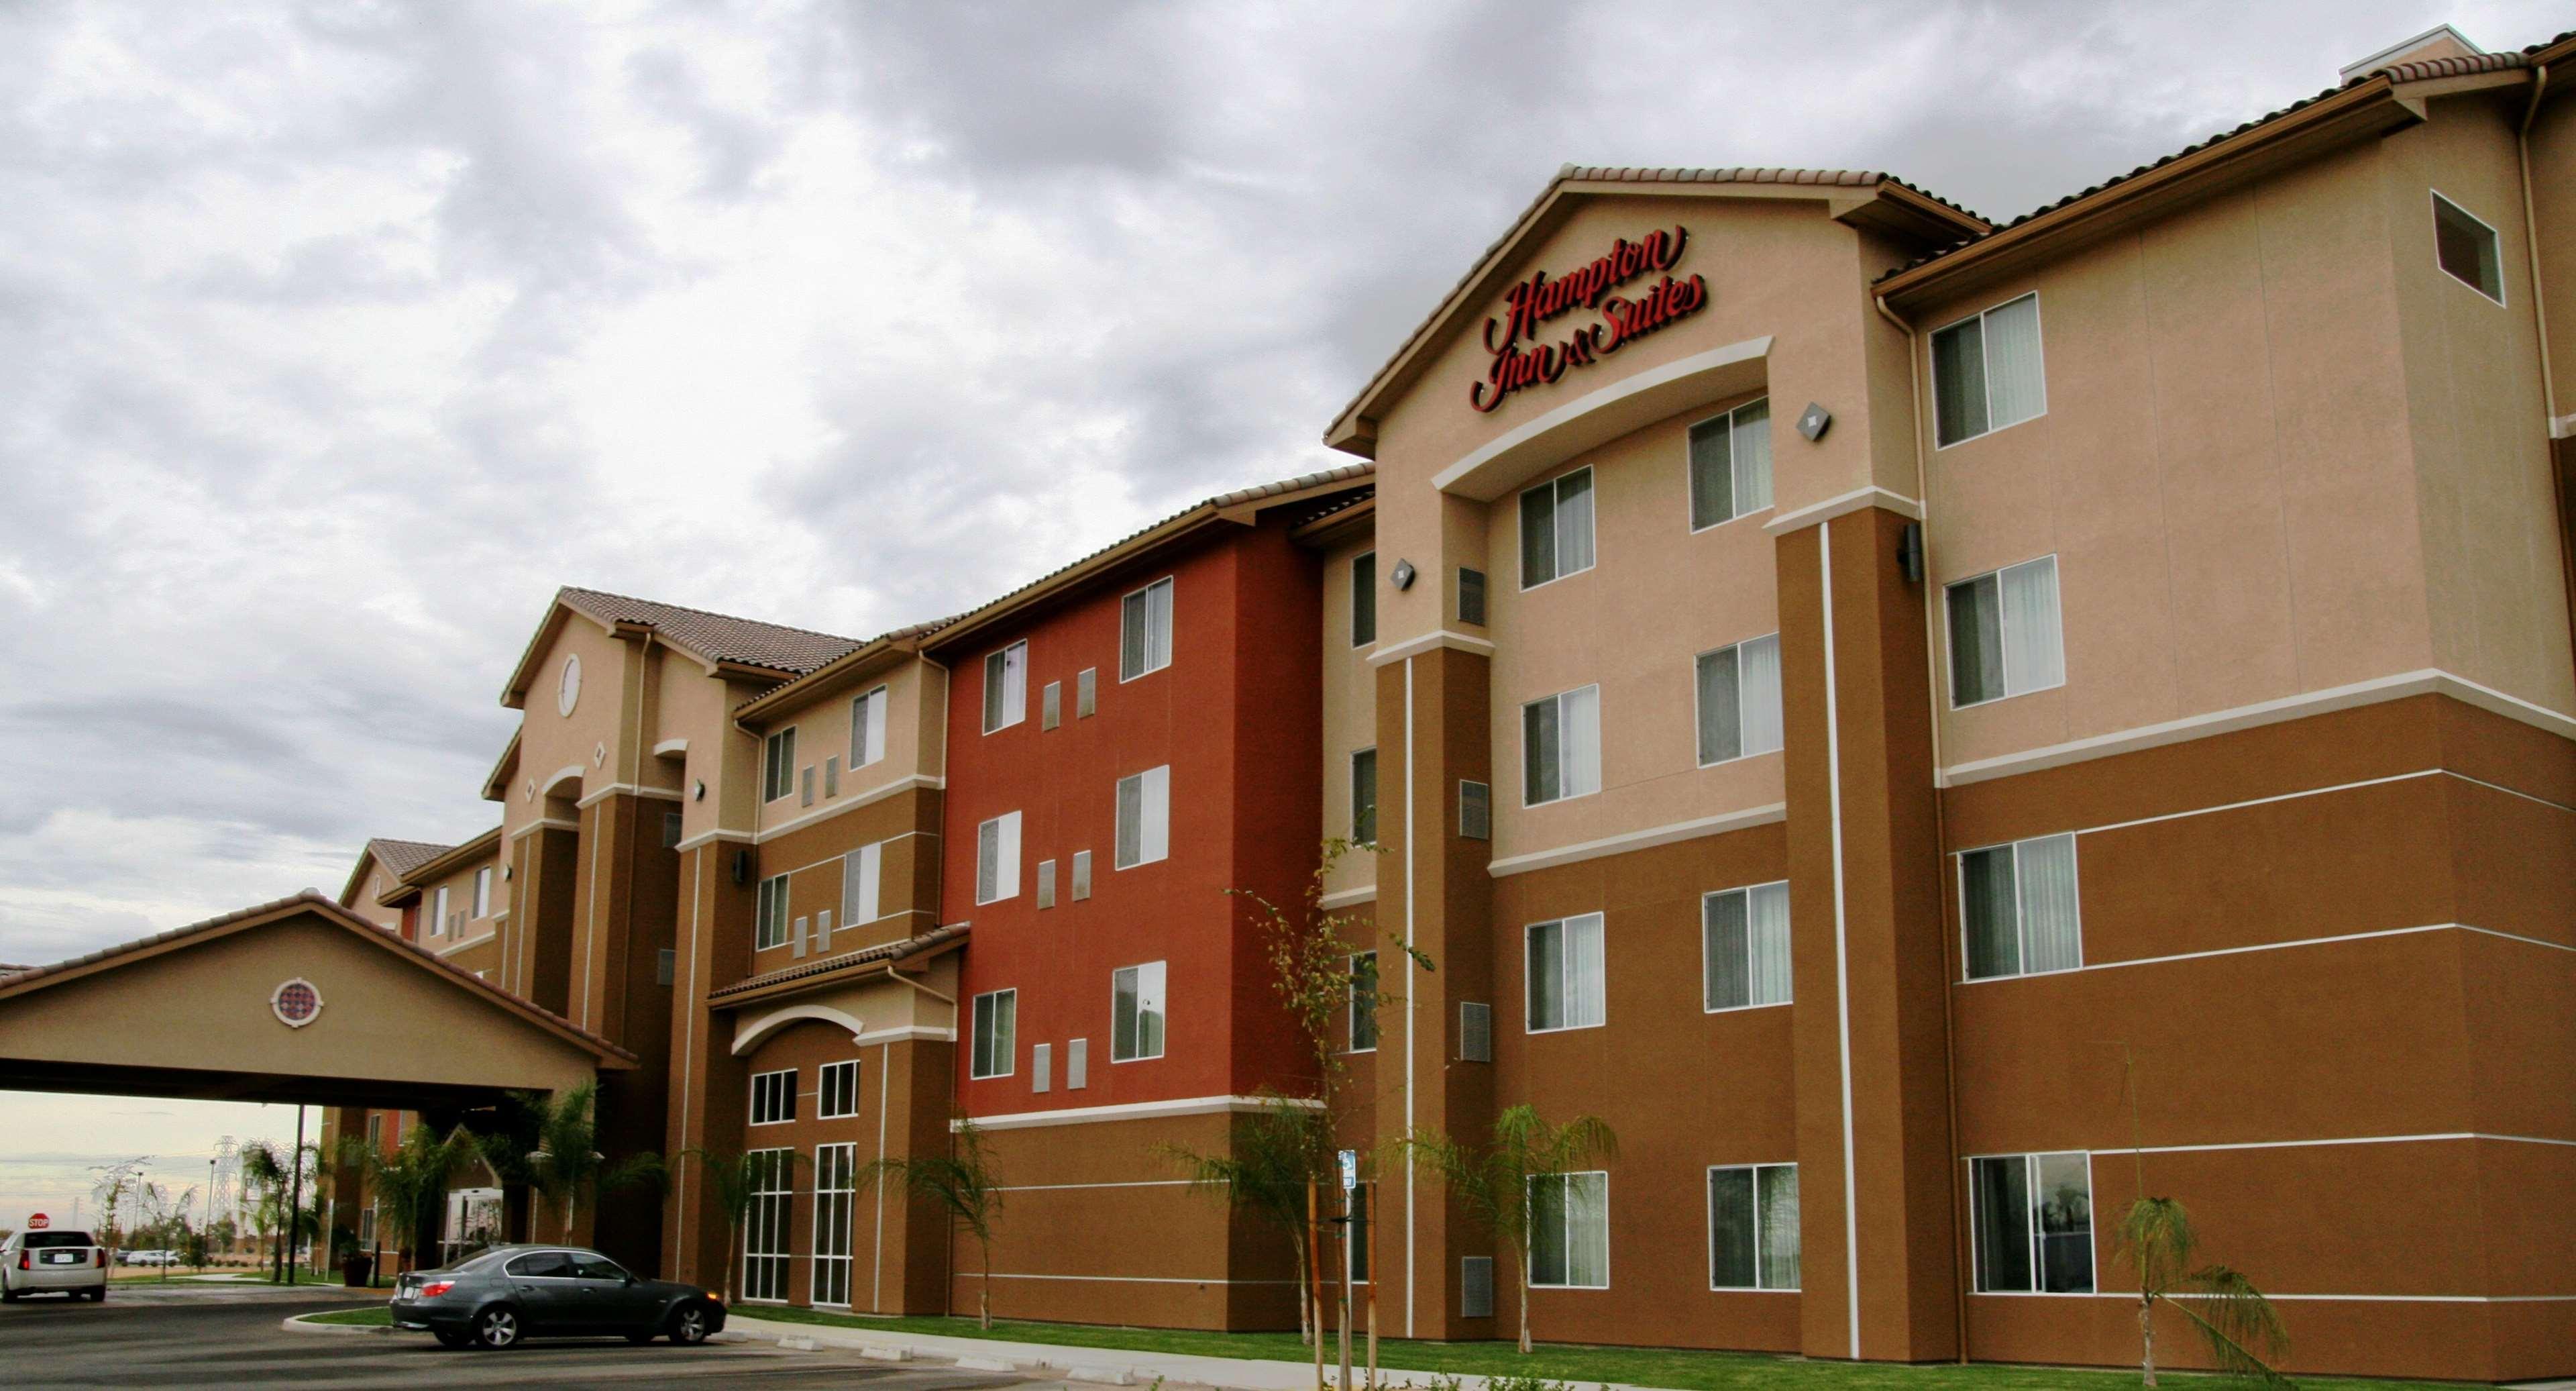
[499,586,865,708]
[339,837,455,907]
[0,892,637,1066]
[380,827,504,906]
[707,923,969,1006]
[1324,166,1990,456]
[731,616,959,726]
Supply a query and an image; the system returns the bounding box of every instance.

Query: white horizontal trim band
[435,933,499,958]
[755,774,947,843]
[1319,885,1378,909]
[1762,484,1923,535]
[1940,670,2576,786]
[989,1179,1204,1193]
[674,828,756,852]
[2125,1131,2576,1154]
[958,1094,1324,1132]
[576,782,686,809]
[1962,923,2575,982]
[511,818,580,837]
[977,1272,1301,1285]
[2006,1290,2576,1304]
[1366,629,1495,668]
[853,1025,954,1045]
[1488,803,1786,878]
[1430,336,1772,497]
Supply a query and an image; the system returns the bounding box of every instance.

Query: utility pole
[1307,1181,1324,1391]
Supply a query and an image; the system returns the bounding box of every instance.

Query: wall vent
[1042,682,1063,730]
[1071,850,1093,901]
[1457,568,1487,627]
[1067,1037,1089,1089]
[1461,1255,1495,1318]
[1077,668,1098,718]
[800,766,816,807]
[1459,780,1491,841]
[1458,1001,1492,1062]
[1036,859,1058,910]
[824,756,841,798]
[662,811,684,848]
[1032,1042,1053,1093]
[655,948,676,986]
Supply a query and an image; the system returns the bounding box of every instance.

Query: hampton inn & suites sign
[1470,224,1707,412]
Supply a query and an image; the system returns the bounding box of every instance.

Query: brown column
[881,1033,955,1314]
[516,823,581,1019]
[1776,505,1958,1363]
[1371,641,1495,1341]
[661,837,754,1288]
[572,790,680,1276]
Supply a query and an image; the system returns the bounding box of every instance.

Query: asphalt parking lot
[0,1280,1032,1389]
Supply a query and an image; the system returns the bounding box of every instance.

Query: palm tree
[1401,1104,1617,1353]
[503,1082,664,1241]
[680,1147,806,1306]
[859,1119,1004,1329]
[2119,1196,2291,1388]
[340,1123,481,1275]
[1163,1092,1330,1344]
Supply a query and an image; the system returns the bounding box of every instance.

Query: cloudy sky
[0,0,2561,1222]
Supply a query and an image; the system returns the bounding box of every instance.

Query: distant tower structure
[209,1137,239,1225]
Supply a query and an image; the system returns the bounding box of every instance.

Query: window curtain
[1738,635,1782,756]
[1731,400,1773,514]
[977,821,1000,903]
[2000,557,2063,694]
[1703,890,1749,1011]
[1948,576,2003,705]
[1146,580,1173,670]
[843,843,880,928]
[1972,1155,2031,1292]
[1116,776,1144,867]
[1707,1168,1756,1288]
[1528,1176,1568,1286]
[1757,1165,1800,1290]
[1565,1172,1609,1287]
[1523,697,1560,805]
[1562,686,1602,797]
[1554,470,1595,575]
[1566,913,1606,1028]
[1962,847,2019,979]
[1122,590,1148,678]
[854,688,887,766]
[982,653,1006,731]
[1748,881,1792,1006]
[1931,316,1989,445]
[1981,295,2045,430]
[1135,962,1166,1057]
[1688,417,1733,529]
[1526,922,1564,1030]
[1521,483,1557,585]
[2035,1151,2094,1293]
[1697,647,1741,765]
[1003,645,1026,719]
[2015,833,2082,972]
[1114,969,1140,1060]
[1139,766,1171,864]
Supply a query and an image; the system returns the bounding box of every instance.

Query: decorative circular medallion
[271,978,323,1029]
[557,654,582,717]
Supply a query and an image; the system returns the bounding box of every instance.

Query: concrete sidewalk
[720,1315,1594,1391]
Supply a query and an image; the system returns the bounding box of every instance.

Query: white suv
[1,1230,108,1302]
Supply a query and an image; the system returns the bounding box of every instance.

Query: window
[2432,192,2504,303]
[1350,552,1377,646]
[742,1149,792,1301]
[1931,293,2046,447]
[1113,962,1167,1062]
[1348,951,1379,1052]
[1972,1152,2094,1294]
[1122,577,1174,680]
[368,1114,383,1148]
[506,1250,573,1278]
[755,873,790,950]
[763,727,798,802]
[359,1206,376,1246]
[1703,882,1791,1011]
[1519,467,1596,588]
[1459,780,1491,840]
[749,1068,796,1125]
[472,867,492,919]
[1115,766,1171,870]
[977,811,1022,905]
[811,1143,855,1306]
[851,685,889,768]
[1696,635,1783,765]
[982,641,1028,733]
[1688,399,1774,529]
[1947,556,2062,707]
[1525,912,1605,1032]
[1071,849,1093,900]
[1350,748,1378,844]
[1708,1164,1799,1290]
[1456,567,1487,626]
[818,1060,859,1120]
[1522,685,1601,806]
[1527,1172,1609,1288]
[841,843,880,928]
[971,989,1016,1080]
[431,885,450,937]
[1345,1180,1372,1284]
[1960,833,2081,980]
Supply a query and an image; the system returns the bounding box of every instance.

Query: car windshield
[25,1232,94,1249]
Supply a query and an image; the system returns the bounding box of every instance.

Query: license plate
[44,1252,76,1264]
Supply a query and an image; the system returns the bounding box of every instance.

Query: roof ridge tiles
[557,585,859,646]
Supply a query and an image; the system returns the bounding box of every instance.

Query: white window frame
[1120,576,1175,682]
[1350,747,1378,844]
[982,641,1028,734]
[1706,1162,1800,1292]
[2430,190,2506,305]
[430,885,449,938]
[1112,961,1167,1063]
[817,1059,860,1121]
[977,811,1022,905]
[1521,684,1603,808]
[1523,911,1606,1034]
[1685,397,1774,533]
[1701,881,1792,1014]
[1968,1150,2098,1296]
[1930,291,2047,449]
[1347,951,1378,1053]
[748,1067,796,1126]
[1114,766,1171,870]
[763,727,798,803]
[810,1141,856,1308]
[970,988,1016,1080]
[841,842,881,928]
[1525,1170,1611,1290]
[1945,555,2063,709]
[850,684,890,769]
[1694,633,1783,767]
[471,867,492,919]
[1517,465,1597,591]
[754,873,791,951]
[741,1148,793,1302]
[1956,833,2084,982]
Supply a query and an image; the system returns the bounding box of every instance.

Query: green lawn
[305,1306,394,1326]
[735,1306,2479,1391]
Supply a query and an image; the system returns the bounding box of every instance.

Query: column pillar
[1776,504,1959,1362]
[661,837,754,1288]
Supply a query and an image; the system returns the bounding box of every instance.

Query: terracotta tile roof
[1876,27,2575,287]
[708,922,970,1000]
[368,838,456,879]
[556,586,863,677]
[0,891,638,1064]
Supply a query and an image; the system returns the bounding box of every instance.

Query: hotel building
[309,23,2574,1382]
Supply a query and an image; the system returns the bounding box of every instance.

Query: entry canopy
[0,892,633,1109]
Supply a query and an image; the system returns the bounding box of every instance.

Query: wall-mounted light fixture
[1390,560,1417,590]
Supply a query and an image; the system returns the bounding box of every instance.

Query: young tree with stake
[1402,1104,1617,1355]
[859,1119,1004,1329]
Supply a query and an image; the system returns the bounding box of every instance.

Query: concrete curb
[280,1311,389,1336]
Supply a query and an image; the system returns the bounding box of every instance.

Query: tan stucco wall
[749,656,948,839]
[1320,531,1380,902]
[411,843,500,948]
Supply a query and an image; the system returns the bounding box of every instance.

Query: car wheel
[666,1301,710,1345]
[91,1288,107,1302]
[434,1330,473,1349]
[471,1306,522,1349]
[1,1285,17,1303]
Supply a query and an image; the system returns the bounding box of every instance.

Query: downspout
[1876,290,1971,1366]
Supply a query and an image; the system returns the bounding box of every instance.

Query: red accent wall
[939,519,1323,1117]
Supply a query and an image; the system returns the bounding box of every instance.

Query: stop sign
[28,1213,49,1229]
